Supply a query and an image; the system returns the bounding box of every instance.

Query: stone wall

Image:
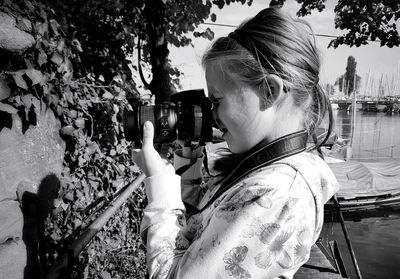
[0,10,65,279]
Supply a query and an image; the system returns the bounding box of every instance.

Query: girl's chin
[226,138,252,154]
[225,136,241,153]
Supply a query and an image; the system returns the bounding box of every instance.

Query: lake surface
[334,109,400,160]
[325,109,400,279]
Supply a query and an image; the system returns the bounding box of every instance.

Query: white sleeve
[173,149,205,208]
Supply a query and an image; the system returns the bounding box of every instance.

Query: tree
[345,56,357,94]
[38,0,400,104]
[35,0,256,104]
[270,0,400,48]
[335,56,361,95]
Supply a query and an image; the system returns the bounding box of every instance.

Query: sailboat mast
[350,70,357,149]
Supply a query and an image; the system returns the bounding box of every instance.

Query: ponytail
[310,84,334,150]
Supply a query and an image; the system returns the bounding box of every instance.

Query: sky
[169,0,400,94]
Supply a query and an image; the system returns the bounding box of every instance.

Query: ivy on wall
[0,0,147,277]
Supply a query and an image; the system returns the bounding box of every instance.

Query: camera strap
[187,130,308,215]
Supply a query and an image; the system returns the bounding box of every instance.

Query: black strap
[191,130,308,214]
[175,156,198,176]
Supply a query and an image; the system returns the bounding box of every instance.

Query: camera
[123,89,213,144]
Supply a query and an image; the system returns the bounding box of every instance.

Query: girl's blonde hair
[202,7,333,172]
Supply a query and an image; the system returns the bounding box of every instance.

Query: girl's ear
[259,74,284,111]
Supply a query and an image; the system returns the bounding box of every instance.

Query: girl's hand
[132,121,174,177]
[177,140,204,159]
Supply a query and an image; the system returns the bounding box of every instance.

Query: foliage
[331,0,400,48]
[1,0,262,277]
[35,0,141,84]
[32,0,213,103]
[34,0,258,103]
[0,0,147,277]
[270,0,400,48]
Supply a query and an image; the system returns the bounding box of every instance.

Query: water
[334,109,400,160]
[323,212,400,279]
[325,109,400,279]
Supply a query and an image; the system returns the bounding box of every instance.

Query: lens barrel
[123,104,177,144]
[123,110,138,142]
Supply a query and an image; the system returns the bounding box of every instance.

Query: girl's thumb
[142,121,154,149]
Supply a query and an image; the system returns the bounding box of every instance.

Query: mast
[350,70,357,149]
[342,75,346,98]
[378,74,384,98]
[364,70,370,98]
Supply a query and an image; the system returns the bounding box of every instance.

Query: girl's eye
[209,95,221,104]
[209,96,222,110]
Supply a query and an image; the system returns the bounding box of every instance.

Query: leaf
[69,109,77,118]
[87,142,100,155]
[57,39,65,53]
[0,79,11,101]
[60,200,69,211]
[51,52,63,66]
[53,198,61,208]
[49,19,61,35]
[61,125,75,135]
[73,218,82,229]
[64,88,74,104]
[118,164,126,172]
[78,156,86,167]
[72,39,83,52]
[17,17,32,32]
[101,271,112,279]
[106,156,113,163]
[75,117,85,128]
[24,59,34,69]
[39,7,47,20]
[25,69,44,85]
[63,71,73,84]
[12,71,28,90]
[37,22,49,37]
[102,91,114,99]
[64,192,74,202]
[37,50,47,66]
[0,103,18,114]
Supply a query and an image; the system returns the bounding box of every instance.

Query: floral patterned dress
[140,150,339,279]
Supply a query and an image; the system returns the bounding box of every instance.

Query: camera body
[123,89,213,144]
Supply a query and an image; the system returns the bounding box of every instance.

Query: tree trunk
[144,0,174,104]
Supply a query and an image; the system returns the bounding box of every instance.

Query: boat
[326,158,400,211]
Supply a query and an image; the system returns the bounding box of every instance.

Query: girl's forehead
[206,66,237,93]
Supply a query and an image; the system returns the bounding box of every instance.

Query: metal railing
[46,173,146,279]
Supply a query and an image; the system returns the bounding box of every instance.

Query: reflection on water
[323,212,400,279]
[327,110,400,278]
[334,110,400,160]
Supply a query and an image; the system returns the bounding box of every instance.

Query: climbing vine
[0,0,147,277]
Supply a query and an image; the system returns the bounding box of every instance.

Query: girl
[134,7,339,279]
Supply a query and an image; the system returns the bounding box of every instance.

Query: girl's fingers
[141,121,154,150]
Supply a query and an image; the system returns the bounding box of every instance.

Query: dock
[295,243,346,278]
[331,99,400,112]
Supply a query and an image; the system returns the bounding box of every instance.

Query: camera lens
[123,104,177,144]
[123,110,137,142]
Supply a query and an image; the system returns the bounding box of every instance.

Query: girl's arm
[141,170,317,279]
